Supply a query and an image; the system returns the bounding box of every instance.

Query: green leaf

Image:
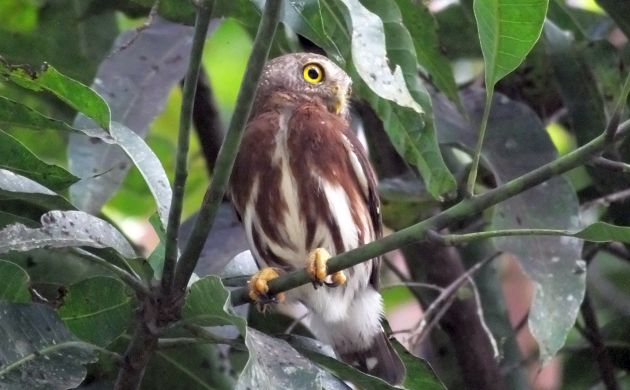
[144,343,235,390]
[0,210,39,229]
[0,259,30,303]
[391,338,445,390]
[238,330,348,389]
[394,0,462,108]
[0,210,136,259]
[574,222,630,243]
[0,129,78,191]
[0,0,39,33]
[0,0,117,85]
[474,0,548,91]
[0,301,96,389]
[0,96,80,133]
[183,275,247,336]
[0,59,111,129]
[59,276,134,347]
[0,169,76,214]
[341,0,456,197]
[147,213,165,279]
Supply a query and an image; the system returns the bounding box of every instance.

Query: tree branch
[161,1,214,294]
[230,119,630,305]
[191,69,224,173]
[172,0,282,295]
[580,291,619,390]
[115,2,214,389]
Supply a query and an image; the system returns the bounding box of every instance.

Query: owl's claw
[307,248,347,289]
[248,267,285,312]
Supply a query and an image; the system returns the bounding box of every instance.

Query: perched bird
[229,52,404,384]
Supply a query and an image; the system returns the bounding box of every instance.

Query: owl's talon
[248,267,285,312]
[307,248,346,288]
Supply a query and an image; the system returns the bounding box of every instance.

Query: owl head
[255,52,352,116]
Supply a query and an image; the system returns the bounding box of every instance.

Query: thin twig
[161,0,215,294]
[408,252,499,344]
[230,119,630,306]
[580,292,619,390]
[172,0,282,295]
[589,157,630,173]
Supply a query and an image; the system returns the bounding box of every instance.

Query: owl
[229,52,404,384]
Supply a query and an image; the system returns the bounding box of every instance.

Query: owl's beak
[331,84,351,115]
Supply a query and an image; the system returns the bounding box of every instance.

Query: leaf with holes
[0,210,136,259]
[0,59,110,129]
[0,129,78,191]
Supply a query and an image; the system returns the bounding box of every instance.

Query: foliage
[0,0,629,389]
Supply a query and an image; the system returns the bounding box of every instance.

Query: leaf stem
[231,119,630,306]
[439,228,574,245]
[466,91,493,195]
[161,0,214,294]
[172,0,282,295]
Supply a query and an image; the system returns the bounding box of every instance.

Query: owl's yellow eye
[303,63,325,84]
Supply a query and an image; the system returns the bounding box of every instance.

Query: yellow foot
[307,248,347,288]
[248,267,285,312]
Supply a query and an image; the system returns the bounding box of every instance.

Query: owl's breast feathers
[230,101,381,287]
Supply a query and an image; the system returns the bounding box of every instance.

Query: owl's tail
[339,330,405,385]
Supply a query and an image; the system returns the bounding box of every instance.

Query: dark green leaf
[0,169,75,213]
[183,275,247,336]
[391,338,445,390]
[0,210,136,259]
[0,129,78,191]
[0,259,30,303]
[0,0,117,85]
[474,0,549,90]
[59,276,134,347]
[0,96,80,133]
[0,211,39,229]
[394,0,462,108]
[0,301,96,389]
[131,0,196,24]
[148,213,165,279]
[543,20,606,144]
[143,343,235,390]
[0,59,110,129]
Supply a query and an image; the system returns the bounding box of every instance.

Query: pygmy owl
[229,52,404,384]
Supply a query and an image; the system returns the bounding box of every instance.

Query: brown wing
[342,127,383,290]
